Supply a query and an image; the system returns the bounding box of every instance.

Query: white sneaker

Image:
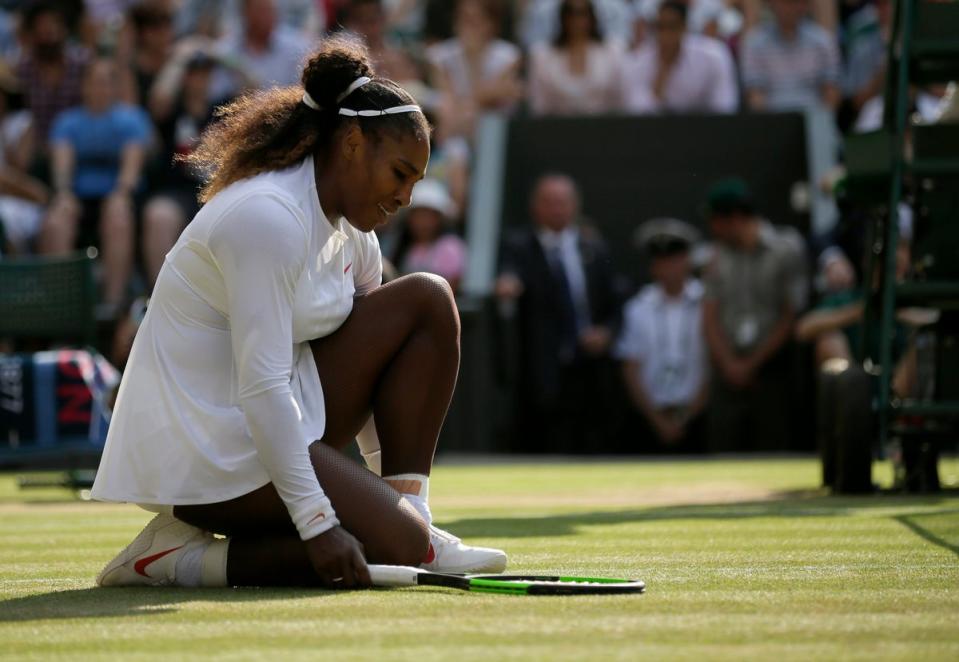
[420,525,507,574]
[96,513,214,587]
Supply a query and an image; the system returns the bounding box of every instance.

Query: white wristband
[291,495,340,540]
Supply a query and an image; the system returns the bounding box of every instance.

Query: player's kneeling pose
[91,37,505,588]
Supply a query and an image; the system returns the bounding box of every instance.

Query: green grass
[1,457,958,661]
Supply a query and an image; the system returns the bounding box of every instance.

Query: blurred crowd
[0,0,957,453]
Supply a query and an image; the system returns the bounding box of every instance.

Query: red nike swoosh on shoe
[344,262,352,274]
[134,545,184,577]
[423,542,435,564]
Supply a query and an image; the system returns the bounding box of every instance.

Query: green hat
[705,177,755,216]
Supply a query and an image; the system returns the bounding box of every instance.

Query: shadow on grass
[437,492,959,540]
[0,586,339,623]
[893,511,959,559]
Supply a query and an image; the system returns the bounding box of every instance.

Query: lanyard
[652,293,696,391]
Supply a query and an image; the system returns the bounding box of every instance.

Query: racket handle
[368,564,422,587]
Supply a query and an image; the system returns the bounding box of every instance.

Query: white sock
[362,450,382,476]
[175,538,230,587]
[384,473,431,525]
[356,419,382,476]
[174,544,206,587]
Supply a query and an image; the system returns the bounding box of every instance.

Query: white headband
[301,75,421,117]
[302,75,372,111]
[338,105,421,117]
[336,76,371,103]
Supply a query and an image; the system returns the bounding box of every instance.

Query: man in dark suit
[495,173,622,453]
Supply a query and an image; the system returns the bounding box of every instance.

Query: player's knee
[406,272,459,342]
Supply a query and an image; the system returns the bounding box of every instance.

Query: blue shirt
[50,104,151,199]
[741,20,841,111]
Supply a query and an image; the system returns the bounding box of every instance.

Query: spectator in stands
[621,0,738,114]
[378,0,424,40]
[702,178,808,451]
[0,60,48,254]
[118,1,176,107]
[390,179,466,292]
[528,0,624,116]
[839,0,891,131]
[428,0,522,140]
[520,0,633,48]
[175,0,325,41]
[632,0,728,43]
[421,107,470,220]
[342,0,422,85]
[141,48,226,291]
[39,57,151,311]
[14,1,88,157]
[616,218,708,452]
[740,0,841,112]
[0,6,18,60]
[495,173,622,452]
[210,0,314,100]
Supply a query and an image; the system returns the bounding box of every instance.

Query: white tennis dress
[91,156,382,540]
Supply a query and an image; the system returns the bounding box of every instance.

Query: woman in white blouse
[428,0,523,139]
[91,37,505,590]
[528,0,624,116]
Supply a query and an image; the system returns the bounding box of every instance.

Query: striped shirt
[16,45,88,147]
[740,20,840,111]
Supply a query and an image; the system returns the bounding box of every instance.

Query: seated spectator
[380,0,430,41]
[209,0,313,100]
[38,57,151,311]
[520,0,633,48]
[117,1,177,107]
[621,0,738,114]
[0,7,17,60]
[422,109,470,220]
[428,0,522,140]
[174,0,324,41]
[14,1,88,159]
[839,0,891,130]
[632,0,728,42]
[701,178,808,452]
[342,0,423,85]
[141,48,226,291]
[495,173,622,452]
[740,0,840,112]
[528,0,624,116]
[391,179,466,292]
[0,60,48,254]
[616,218,708,452]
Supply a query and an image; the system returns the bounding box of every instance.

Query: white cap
[409,179,454,219]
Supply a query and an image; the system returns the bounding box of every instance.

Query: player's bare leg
[98,274,501,587]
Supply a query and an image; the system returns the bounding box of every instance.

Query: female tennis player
[91,37,506,589]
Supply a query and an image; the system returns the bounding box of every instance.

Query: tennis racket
[368,565,645,595]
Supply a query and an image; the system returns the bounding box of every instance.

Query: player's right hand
[305,526,372,589]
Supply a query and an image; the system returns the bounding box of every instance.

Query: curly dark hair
[186,35,430,203]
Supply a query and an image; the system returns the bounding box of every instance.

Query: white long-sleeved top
[91,156,382,540]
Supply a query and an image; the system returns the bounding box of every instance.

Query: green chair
[0,252,98,347]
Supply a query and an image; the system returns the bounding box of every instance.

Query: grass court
[1,457,958,661]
